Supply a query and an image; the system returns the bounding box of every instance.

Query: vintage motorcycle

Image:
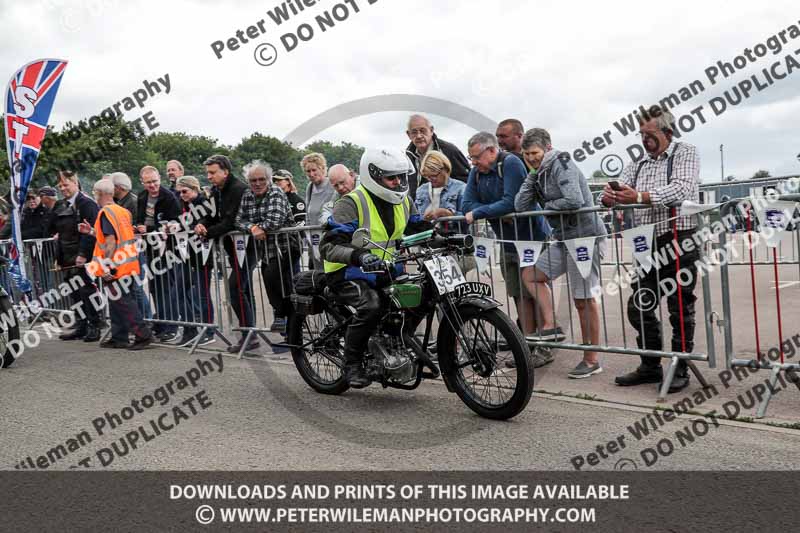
[287,229,533,420]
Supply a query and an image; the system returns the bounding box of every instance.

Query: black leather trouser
[627,229,699,372]
[331,280,382,365]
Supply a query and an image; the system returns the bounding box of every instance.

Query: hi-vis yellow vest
[324,186,411,274]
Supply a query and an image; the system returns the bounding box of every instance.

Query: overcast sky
[3,0,799,181]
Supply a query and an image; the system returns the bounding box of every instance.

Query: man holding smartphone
[599,104,701,393]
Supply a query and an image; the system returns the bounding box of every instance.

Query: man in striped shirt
[599,105,701,393]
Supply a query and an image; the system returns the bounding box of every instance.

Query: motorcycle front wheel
[438,305,533,420]
[287,310,349,395]
[0,295,20,368]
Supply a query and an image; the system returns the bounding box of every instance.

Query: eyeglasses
[422,170,446,181]
[408,128,430,137]
[177,189,194,195]
[469,146,491,162]
[636,128,663,137]
[249,177,267,183]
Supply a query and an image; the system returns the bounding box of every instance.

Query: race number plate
[452,282,492,299]
[423,255,466,295]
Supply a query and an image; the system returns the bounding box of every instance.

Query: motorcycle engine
[368,335,417,385]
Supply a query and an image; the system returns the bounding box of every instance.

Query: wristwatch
[636,191,643,204]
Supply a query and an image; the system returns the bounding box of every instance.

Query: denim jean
[181,261,214,338]
[134,253,152,321]
[146,247,179,334]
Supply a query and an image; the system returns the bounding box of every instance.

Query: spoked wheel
[0,296,20,368]
[439,306,533,420]
[287,310,349,395]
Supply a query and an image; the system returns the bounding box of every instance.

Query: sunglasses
[249,177,268,183]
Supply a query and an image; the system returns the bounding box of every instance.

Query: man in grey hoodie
[515,128,607,379]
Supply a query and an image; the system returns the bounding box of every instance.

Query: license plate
[423,255,466,295]
[452,282,492,299]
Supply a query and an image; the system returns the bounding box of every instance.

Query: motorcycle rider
[320,148,431,388]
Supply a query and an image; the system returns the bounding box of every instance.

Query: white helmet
[359,147,412,204]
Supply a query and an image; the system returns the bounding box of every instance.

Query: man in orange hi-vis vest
[81,179,153,350]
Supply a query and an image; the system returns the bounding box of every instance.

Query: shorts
[499,250,531,300]
[534,239,606,299]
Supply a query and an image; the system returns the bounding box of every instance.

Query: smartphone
[608,180,623,191]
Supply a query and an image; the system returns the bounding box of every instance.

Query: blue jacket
[462,152,550,241]
[415,178,466,216]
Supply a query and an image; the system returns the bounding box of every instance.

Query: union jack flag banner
[4,59,68,293]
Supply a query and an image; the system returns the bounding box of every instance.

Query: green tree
[0,115,368,199]
[231,133,305,190]
[144,132,226,181]
[1,114,154,193]
[305,140,364,174]
[752,170,771,179]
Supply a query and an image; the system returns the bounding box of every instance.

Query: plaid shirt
[235,185,296,261]
[615,141,700,236]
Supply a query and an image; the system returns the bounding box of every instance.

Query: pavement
[3,232,799,471]
[1,328,799,472]
[493,231,800,428]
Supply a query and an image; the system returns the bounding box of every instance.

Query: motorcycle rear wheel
[287,310,349,395]
[439,306,533,420]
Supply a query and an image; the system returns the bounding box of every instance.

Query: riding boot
[343,349,370,389]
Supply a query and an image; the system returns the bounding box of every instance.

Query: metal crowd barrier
[713,195,800,417]
[124,231,231,352]
[4,195,799,417]
[0,237,80,326]
[215,225,321,358]
[124,225,322,358]
[438,196,800,415]
[436,205,717,402]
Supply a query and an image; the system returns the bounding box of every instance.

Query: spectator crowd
[0,105,701,393]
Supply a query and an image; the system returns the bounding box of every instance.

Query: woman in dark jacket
[273,169,305,275]
[273,169,306,225]
[0,191,50,240]
[174,176,215,347]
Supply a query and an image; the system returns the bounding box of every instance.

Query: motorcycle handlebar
[441,234,473,249]
[395,233,474,263]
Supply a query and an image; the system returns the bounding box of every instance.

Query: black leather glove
[359,253,387,273]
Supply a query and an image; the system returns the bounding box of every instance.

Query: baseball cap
[38,186,57,197]
[273,169,294,181]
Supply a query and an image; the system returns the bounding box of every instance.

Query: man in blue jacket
[462,132,552,363]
